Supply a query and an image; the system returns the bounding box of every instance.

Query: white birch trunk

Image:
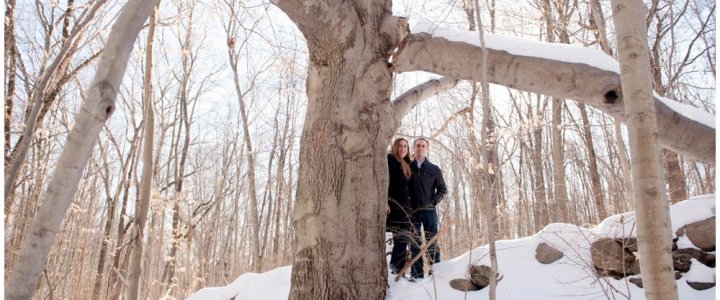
[610,1,678,299]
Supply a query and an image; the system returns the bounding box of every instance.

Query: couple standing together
[386,137,447,280]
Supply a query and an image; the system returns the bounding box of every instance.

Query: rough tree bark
[272,2,459,298]
[4,1,159,299]
[273,2,400,299]
[610,0,678,299]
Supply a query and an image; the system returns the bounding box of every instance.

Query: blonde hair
[391,138,412,179]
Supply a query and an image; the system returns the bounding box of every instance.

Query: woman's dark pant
[410,209,440,278]
[389,223,411,273]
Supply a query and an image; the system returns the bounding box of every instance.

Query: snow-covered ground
[188,194,716,299]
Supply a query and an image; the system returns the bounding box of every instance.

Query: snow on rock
[685,258,716,285]
[188,194,716,299]
[595,194,716,239]
[186,266,291,300]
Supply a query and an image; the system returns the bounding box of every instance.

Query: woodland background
[3,0,715,299]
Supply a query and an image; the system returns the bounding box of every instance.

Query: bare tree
[127,4,159,300]
[4,0,108,202]
[221,0,266,272]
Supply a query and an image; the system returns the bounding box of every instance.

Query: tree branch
[270,0,359,51]
[393,29,715,163]
[392,77,458,121]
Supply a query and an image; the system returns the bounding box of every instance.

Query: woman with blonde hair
[386,137,413,274]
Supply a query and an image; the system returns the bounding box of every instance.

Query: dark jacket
[387,154,412,228]
[410,158,447,211]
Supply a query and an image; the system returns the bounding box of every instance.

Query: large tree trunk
[610,1,678,299]
[271,2,432,299]
[4,1,158,299]
[288,49,395,300]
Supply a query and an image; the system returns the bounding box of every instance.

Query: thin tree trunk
[578,103,606,222]
[127,5,159,300]
[473,0,499,297]
[529,99,548,231]
[92,138,127,299]
[222,2,263,272]
[542,0,571,224]
[610,1,678,299]
[231,61,262,273]
[662,149,688,203]
[4,1,158,299]
[4,0,17,170]
[109,126,142,300]
[648,11,689,204]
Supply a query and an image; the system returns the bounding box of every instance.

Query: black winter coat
[410,159,447,211]
[387,154,412,229]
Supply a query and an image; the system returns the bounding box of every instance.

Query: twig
[395,219,456,281]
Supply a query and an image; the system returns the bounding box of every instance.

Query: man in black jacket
[409,138,447,280]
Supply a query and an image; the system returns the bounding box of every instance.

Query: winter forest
[3,0,716,299]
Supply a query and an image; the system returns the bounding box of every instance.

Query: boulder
[450,279,480,291]
[621,238,638,252]
[676,217,715,251]
[673,248,715,269]
[591,238,636,275]
[629,277,643,288]
[535,242,564,264]
[469,265,501,288]
[628,260,641,275]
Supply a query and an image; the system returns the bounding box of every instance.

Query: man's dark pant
[389,223,411,273]
[410,209,440,278]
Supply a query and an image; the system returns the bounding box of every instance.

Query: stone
[687,281,715,291]
[591,238,636,275]
[629,277,643,288]
[673,248,715,269]
[673,253,692,272]
[469,265,499,288]
[677,217,715,251]
[450,279,480,291]
[535,242,564,264]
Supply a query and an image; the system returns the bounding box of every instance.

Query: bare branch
[392,77,458,121]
